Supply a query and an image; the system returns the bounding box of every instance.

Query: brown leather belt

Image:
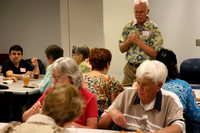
[128,62,140,67]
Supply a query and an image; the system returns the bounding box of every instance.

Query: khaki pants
[122,62,137,87]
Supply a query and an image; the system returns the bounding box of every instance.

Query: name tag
[20,68,26,73]
[142,31,150,36]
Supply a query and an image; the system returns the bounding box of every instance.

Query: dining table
[67,128,137,133]
[0,75,44,94]
[0,124,138,133]
[0,75,44,122]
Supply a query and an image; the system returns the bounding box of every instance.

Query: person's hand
[109,109,127,128]
[31,57,38,67]
[63,122,77,128]
[5,76,17,82]
[85,58,92,71]
[128,31,140,44]
[11,77,17,82]
[30,101,42,115]
[193,90,197,99]
[25,71,33,78]
[132,81,138,88]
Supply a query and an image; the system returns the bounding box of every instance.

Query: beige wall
[1,0,200,83]
[0,0,104,69]
[103,0,134,82]
[149,0,200,67]
[103,0,200,82]
[67,0,104,55]
[0,0,61,66]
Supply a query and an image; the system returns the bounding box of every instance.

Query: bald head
[134,0,149,10]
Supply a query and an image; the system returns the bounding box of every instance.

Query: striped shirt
[103,88,185,132]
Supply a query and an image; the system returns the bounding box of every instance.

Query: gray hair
[51,57,83,89]
[72,44,90,60]
[136,60,168,85]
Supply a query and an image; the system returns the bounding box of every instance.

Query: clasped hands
[127,31,140,45]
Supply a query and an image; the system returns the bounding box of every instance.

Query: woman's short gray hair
[136,60,168,85]
[72,44,90,60]
[51,57,83,89]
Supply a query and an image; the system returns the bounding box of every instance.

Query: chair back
[184,113,200,133]
[179,58,200,84]
[0,54,9,65]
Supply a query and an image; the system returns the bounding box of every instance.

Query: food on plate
[31,84,38,86]
[119,130,143,133]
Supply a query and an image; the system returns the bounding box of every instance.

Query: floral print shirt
[83,75,124,111]
[162,79,200,123]
[119,17,163,64]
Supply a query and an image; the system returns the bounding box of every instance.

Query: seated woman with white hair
[22,57,98,129]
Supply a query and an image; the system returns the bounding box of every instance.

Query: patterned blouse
[162,79,200,123]
[83,75,124,111]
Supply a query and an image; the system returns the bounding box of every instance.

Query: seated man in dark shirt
[2,44,39,79]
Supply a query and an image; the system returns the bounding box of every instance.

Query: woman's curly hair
[89,48,112,71]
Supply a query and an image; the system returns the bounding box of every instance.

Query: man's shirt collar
[133,17,150,27]
[133,90,162,111]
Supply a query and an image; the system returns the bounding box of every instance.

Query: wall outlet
[196,39,200,46]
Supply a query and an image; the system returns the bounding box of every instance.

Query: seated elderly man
[0,83,84,133]
[99,60,185,133]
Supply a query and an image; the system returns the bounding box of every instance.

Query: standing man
[2,44,39,79]
[119,0,163,86]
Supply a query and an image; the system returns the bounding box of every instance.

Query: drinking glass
[23,74,29,86]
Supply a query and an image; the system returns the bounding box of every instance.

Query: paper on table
[3,80,13,84]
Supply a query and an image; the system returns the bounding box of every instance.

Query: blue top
[39,64,53,94]
[162,79,200,123]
